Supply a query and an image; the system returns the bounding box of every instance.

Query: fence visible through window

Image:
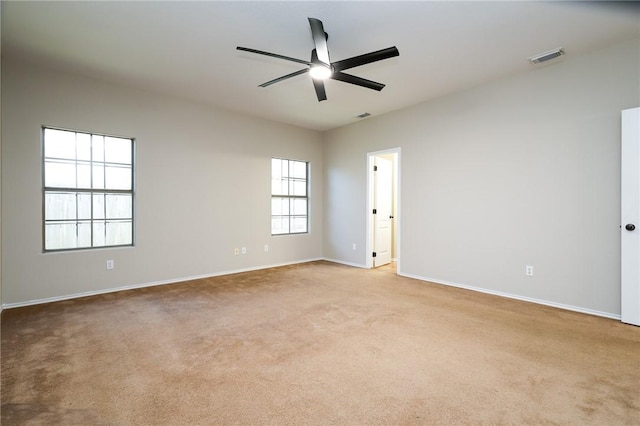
[43,127,134,251]
[271,158,308,235]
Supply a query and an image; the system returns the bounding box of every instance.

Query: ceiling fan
[237,18,399,102]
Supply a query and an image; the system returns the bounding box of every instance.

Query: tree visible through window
[271,158,308,235]
[43,127,134,251]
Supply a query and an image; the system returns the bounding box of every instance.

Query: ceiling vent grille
[529,48,565,64]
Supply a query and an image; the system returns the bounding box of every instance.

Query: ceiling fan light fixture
[309,65,332,80]
[237,18,399,101]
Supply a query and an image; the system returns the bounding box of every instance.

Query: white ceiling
[3,1,639,131]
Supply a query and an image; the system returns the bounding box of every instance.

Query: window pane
[291,198,307,215]
[45,222,77,250]
[105,194,132,219]
[105,137,132,164]
[77,221,92,247]
[290,179,307,196]
[271,216,289,235]
[77,163,91,189]
[271,178,288,196]
[78,193,92,220]
[291,217,308,233]
[92,135,104,162]
[271,198,289,216]
[93,194,105,219]
[45,160,76,188]
[272,158,283,179]
[45,192,76,220]
[105,165,131,190]
[44,128,76,160]
[106,220,132,245]
[291,161,307,179]
[93,221,106,246]
[93,164,105,189]
[76,133,91,161]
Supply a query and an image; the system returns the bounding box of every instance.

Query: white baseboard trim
[321,258,368,269]
[2,260,621,322]
[398,272,621,321]
[1,258,324,310]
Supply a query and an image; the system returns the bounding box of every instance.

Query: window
[43,127,134,251]
[271,158,308,235]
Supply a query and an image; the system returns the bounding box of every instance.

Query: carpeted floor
[2,261,639,425]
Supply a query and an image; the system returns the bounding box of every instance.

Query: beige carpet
[2,261,639,425]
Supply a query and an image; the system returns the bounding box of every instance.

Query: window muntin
[43,127,134,251]
[271,158,308,235]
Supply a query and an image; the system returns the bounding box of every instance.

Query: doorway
[367,148,400,270]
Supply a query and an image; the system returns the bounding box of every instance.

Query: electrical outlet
[525,265,534,277]
[352,243,357,250]
[106,260,114,270]
[264,244,269,252]
[241,247,247,255]
[234,248,240,255]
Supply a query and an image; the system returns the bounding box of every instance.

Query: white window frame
[271,158,309,235]
[42,126,135,252]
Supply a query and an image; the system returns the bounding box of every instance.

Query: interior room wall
[323,37,640,318]
[2,56,323,306]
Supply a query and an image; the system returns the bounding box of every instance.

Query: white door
[621,107,640,326]
[374,156,393,267]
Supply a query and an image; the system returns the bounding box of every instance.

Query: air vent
[529,48,565,64]
[357,112,371,119]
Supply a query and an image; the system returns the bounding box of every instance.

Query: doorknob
[626,224,636,231]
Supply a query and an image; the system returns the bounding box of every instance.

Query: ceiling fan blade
[308,18,330,65]
[259,69,309,88]
[312,79,327,102]
[331,72,386,91]
[332,47,399,72]
[237,46,312,66]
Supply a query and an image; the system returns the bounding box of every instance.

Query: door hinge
[373,209,377,214]
[373,165,378,171]
[372,252,377,257]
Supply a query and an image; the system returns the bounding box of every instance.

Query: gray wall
[324,38,640,318]
[3,38,639,318]
[2,56,323,305]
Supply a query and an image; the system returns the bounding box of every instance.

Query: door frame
[366,147,401,270]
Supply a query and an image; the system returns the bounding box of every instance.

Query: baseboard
[398,272,621,321]
[3,260,621,322]
[321,258,368,269]
[1,258,324,310]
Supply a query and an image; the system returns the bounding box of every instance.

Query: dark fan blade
[259,69,309,87]
[237,46,312,66]
[312,79,327,101]
[308,18,330,65]
[332,47,399,72]
[331,72,385,91]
